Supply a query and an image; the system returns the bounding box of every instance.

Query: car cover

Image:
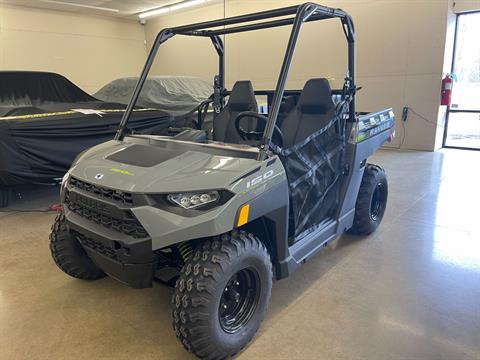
[0,71,96,111]
[94,76,213,115]
[0,72,177,186]
[0,106,176,186]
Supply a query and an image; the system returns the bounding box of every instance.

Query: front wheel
[49,213,106,280]
[349,164,388,235]
[172,231,272,359]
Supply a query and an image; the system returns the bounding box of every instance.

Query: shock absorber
[177,241,194,262]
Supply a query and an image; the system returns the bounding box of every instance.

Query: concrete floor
[1,148,479,360]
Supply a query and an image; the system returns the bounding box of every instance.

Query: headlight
[167,191,219,209]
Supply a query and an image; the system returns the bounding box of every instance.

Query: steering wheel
[234,111,283,148]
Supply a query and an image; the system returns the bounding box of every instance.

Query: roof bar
[171,3,347,35]
[115,2,355,143]
[195,13,336,37]
[171,5,300,33]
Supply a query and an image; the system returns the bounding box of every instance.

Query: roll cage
[115,2,356,161]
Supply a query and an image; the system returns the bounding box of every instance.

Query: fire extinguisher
[441,74,453,106]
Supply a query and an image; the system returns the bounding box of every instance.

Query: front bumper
[63,179,158,289]
[83,250,157,289]
[67,211,157,289]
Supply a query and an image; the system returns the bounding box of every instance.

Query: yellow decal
[0,108,158,121]
[237,204,250,227]
[110,168,134,176]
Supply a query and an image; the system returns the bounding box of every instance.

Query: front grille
[65,192,148,239]
[74,231,121,262]
[69,177,133,205]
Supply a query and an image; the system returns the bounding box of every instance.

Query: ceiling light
[138,7,170,19]
[39,0,119,13]
[138,0,207,19]
[170,0,206,11]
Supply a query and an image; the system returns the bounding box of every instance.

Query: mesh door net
[272,114,346,239]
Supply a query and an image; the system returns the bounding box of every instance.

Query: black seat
[213,81,258,144]
[280,78,336,148]
[277,95,298,128]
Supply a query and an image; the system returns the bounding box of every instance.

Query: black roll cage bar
[115,2,356,160]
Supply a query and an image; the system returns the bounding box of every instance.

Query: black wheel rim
[219,267,260,334]
[370,182,386,222]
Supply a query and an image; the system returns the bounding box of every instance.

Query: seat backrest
[277,95,298,128]
[280,78,336,148]
[213,81,258,144]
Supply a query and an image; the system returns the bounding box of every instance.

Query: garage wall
[144,0,454,151]
[454,0,480,12]
[0,4,147,94]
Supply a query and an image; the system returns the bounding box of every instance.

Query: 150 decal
[246,170,275,189]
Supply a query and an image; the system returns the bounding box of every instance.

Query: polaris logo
[246,170,275,189]
[95,173,104,180]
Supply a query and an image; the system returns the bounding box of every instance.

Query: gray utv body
[58,2,395,289]
[62,104,394,288]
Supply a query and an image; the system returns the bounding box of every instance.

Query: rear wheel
[172,231,272,359]
[350,164,388,235]
[49,212,106,280]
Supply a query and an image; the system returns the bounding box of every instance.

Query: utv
[50,3,395,359]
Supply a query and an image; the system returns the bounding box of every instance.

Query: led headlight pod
[168,191,219,209]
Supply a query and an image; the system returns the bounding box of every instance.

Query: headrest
[228,81,257,111]
[298,78,334,114]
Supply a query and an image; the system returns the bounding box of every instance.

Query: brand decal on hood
[110,167,134,176]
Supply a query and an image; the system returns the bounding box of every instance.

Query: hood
[69,141,259,193]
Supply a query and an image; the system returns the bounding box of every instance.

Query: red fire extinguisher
[441,74,453,106]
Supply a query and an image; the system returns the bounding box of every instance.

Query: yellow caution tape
[0,108,159,121]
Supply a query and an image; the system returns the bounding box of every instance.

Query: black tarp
[0,72,177,186]
[0,71,96,110]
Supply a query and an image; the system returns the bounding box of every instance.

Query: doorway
[444,11,480,150]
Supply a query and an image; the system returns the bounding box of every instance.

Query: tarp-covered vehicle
[49,3,395,359]
[0,72,198,207]
[94,76,213,115]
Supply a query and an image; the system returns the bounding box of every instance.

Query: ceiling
[2,0,183,19]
